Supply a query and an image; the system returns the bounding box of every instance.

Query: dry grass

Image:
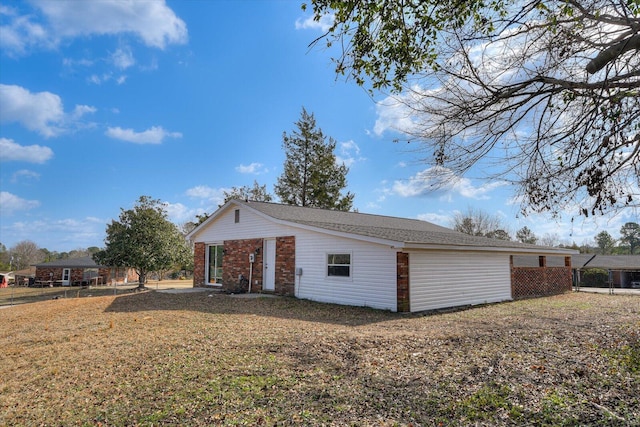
[0,280,192,307]
[0,291,638,426]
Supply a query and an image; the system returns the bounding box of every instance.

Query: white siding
[409,251,512,312]
[295,232,397,311]
[195,207,298,242]
[195,206,398,311]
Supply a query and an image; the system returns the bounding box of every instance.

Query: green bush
[581,268,609,287]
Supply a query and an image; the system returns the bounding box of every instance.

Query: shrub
[580,268,609,287]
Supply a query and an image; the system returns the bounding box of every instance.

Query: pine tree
[275,108,354,211]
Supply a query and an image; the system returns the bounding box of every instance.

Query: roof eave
[402,242,579,255]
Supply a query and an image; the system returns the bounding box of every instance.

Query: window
[208,245,224,284]
[234,209,240,223]
[327,253,351,277]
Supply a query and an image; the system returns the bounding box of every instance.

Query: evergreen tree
[595,231,616,255]
[516,227,538,245]
[275,108,354,211]
[620,222,640,254]
[94,196,191,288]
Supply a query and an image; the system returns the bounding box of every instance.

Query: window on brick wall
[327,253,351,277]
[208,245,224,285]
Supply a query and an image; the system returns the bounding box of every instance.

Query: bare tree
[307,0,639,217]
[452,207,510,239]
[9,240,44,270]
[540,233,562,247]
[221,180,273,207]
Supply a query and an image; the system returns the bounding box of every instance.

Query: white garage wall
[409,251,512,312]
[294,232,398,311]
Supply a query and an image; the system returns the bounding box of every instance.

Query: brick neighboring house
[187,200,576,313]
[34,257,138,286]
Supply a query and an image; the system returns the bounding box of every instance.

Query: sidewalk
[576,287,640,295]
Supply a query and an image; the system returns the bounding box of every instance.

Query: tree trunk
[138,271,146,289]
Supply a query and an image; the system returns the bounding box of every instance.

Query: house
[572,254,640,288]
[12,266,35,287]
[187,200,576,313]
[34,257,138,286]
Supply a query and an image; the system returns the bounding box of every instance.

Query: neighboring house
[34,257,138,286]
[13,267,35,286]
[187,200,576,313]
[572,254,640,288]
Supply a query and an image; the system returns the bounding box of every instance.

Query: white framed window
[327,253,351,277]
[207,244,224,285]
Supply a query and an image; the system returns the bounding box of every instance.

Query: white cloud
[111,46,135,69]
[2,0,188,56]
[235,162,267,174]
[0,84,95,137]
[11,169,41,183]
[106,126,182,144]
[392,166,507,200]
[416,212,453,227]
[163,202,204,224]
[0,138,54,163]
[0,5,51,55]
[88,73,126,85]
[373,87,433,136]
[185,185,227,208]
[295,13,334,32]
[4,216,106,250]
[63,57,94,68]
[71,105,97,120]
[336,140,365,167]
[0,191,40,215]
[0,84,64,137]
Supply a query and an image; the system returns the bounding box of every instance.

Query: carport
[572,254,640,288]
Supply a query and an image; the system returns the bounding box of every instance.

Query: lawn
[0,291,638,426]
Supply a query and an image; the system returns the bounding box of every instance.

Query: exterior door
[263,239,276,291]
[61,268,71,286]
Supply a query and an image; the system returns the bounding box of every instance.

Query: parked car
[0,274,8,288]
[631,281,640,289]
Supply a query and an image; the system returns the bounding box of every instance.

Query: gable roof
[189,200,575,254]
[34,256,107,269]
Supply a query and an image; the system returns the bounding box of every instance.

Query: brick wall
[192,236,296,295]
[396,252,410,312]
[275,236,295,296]
[511,256,572,299]
[193,242,206,287]
[35,267,120,285]
[222,238,264,293]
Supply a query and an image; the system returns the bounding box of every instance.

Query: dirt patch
[0,292,638,426]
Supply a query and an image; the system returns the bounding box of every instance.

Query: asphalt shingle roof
[34,256,106,269]
[573,254,640,270]
[236,200,573,253]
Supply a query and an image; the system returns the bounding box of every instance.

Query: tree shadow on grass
[103,290,401,327]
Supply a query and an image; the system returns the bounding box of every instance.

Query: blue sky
[0,0,636,252]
